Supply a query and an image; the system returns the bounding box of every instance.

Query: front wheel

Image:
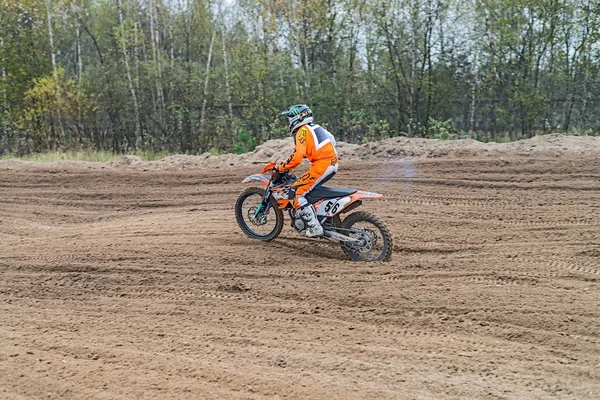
[340,211,393,262]
[235,187,284,241]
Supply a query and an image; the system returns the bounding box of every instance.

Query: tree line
[0,0,598,155]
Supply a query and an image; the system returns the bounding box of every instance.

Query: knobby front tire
[235,187,284,242]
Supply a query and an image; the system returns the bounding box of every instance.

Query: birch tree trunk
[581,55,590,127]
[75,12,82,94]
[199,30,216,150]
[302,39,311,102]
[140,21,157,125]
[469,54,478,139]
[74,7,84,142]
[45,0,57,79]
[222,31,233,121]
[149,0,165,126]
[169,12,175,106]
[117,0,143,148]
[222,29,234,148]
[133,20,140,90]
[0,37,8,149]
[45,0,65,148]
[298,7,311,101]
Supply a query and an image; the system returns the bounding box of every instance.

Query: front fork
[254,188,273,218]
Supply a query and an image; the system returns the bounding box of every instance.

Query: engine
[289,210,306,232]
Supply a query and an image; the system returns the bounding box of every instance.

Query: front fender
[242,174,270,185]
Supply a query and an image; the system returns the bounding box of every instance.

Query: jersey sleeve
[278,128,307,172]
[325,128,337,147]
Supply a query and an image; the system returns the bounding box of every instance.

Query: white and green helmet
[281,104,313,134]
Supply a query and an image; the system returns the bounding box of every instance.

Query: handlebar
[270,169,296,186]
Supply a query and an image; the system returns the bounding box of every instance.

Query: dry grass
[0,150,175,163]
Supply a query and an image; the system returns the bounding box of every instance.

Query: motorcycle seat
[306,186,357,203]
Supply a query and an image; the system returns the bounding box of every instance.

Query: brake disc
[248,206,267,226]
[344,227,376,254]
[357,228,376,253]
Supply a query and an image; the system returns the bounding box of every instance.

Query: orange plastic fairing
[262,161,277,174]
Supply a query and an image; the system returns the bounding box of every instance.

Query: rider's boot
[299,205,323,237]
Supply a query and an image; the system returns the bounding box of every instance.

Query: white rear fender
[315,196,351,217]
[354,190,383,199]
[315,191,383,217]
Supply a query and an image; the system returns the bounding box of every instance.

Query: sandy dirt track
[1,157,599,399]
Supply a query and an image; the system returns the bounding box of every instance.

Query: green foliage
[233,125,257,154]
[17,68,89,151]
[425,118,469,140]
[567,127,598,136]
[341,109,392,143]
[0,0,598,156]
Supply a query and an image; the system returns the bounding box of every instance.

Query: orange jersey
[279,124,338,172]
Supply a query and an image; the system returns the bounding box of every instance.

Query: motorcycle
[235,161,393,262]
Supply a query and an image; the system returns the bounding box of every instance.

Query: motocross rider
[276,104,338,237]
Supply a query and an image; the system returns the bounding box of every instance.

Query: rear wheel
[235,187,284,241]
[340,211,393,262]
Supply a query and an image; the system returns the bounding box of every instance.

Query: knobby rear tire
[235,187,284,242]
[340,211,393,262]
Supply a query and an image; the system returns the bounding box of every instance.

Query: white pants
[296,163,338,208]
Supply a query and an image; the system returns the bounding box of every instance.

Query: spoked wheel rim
[239,192,279,238]
[343,220,387,261]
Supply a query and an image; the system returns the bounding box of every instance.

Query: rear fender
[242,174,270,185]
[350,190,383,200]
[316,191,383,217]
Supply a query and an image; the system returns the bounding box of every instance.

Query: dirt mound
[0,158,106,171]
[241,138,295,163]
[195,133,600,168]
[1,134,597,171]
[112,155,142,166]
[344,133,600,159]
